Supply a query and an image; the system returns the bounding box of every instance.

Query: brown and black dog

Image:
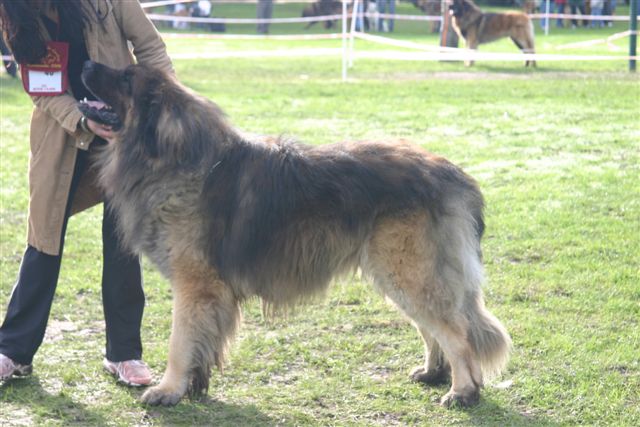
[80,60,511,409]
[449,0,536,67]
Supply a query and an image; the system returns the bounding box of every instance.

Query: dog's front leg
[141,263,241,406]
[464,33,478,67]
[141,288,194,406]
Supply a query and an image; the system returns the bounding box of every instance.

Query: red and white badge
[20,41,69,96]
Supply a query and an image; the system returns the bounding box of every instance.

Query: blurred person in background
[378,0,396,32]
[590,0,605,27]
[568,0,588,28]
[555,0,567,27]
[257,0,273,34]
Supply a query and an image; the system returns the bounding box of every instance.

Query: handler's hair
[0,0,91,64]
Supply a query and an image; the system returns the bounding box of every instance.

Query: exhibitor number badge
[20,41,69,96]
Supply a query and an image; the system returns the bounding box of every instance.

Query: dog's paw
[440,388,480,408]
[410,366,450,386]
[141,385,185,406]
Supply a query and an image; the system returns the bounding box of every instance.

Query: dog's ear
[137,94,162,158]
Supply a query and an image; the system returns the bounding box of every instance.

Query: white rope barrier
[146,12,442,25]
[555,30,637,50]
[351,32,639,60]
[169,48,343,59]
[129,49,638,62]
[141,0,323,7]
[147,12,344,24]
[161,32,343,40]
[146,11,637,26]
[353,31,458,52]
[354,50,640,62]
[530,13,632,22]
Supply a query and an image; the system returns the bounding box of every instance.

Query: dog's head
[449,0,470,18]
[81,61,168,129]
[81,61,228,166]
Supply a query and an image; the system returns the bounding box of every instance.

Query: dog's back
[477,12,533,45]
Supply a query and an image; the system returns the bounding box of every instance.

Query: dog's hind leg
[517,22,537,67]
[362,209,510,408]
[410,326,451,385]
[511,36,536,67]
[141,261,241,406]
[510,36,531,67]
[510,36,524,51]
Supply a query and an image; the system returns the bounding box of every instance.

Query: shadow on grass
[466,397,560,426]
[417,383,559,426]
[0,377,109,425]
[1,377,277,426]
[121,389,280,426]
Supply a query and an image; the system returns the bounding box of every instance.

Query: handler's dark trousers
[0,149,145,366]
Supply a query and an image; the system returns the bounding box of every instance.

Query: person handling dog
[0,0,173,386]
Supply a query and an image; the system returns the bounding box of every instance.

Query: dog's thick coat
[81,61,511,408]
[449,0,536,67]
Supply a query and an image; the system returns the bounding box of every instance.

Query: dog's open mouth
[78,98,123,131]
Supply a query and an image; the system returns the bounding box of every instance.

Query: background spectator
[173,3,189,30]
[568,0,587,28]
[603,0,616,26]
[257,0,274,34]
[539,0,555,30]
[378,0,396,32]
[555,0,567,27]
[192,0,212,30]
[590,0,605,26]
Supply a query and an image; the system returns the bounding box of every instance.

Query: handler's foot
[103,358,152,387]
[0,353,32,381]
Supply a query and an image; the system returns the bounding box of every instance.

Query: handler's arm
[31,94,95,149]
[113,0,174,75]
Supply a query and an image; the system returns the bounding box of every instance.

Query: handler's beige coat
[26,0,173,255]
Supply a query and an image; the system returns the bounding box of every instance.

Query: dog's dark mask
[449,0,466,18]
[81,61,167,157]
[80,61,134,128]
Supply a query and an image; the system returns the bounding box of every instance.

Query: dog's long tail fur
[465,290,511,378]
[435,189,511,379]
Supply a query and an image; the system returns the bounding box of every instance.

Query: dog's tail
[434,181,511,378]
[465,289,512,378]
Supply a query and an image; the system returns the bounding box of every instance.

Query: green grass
[1,9,639,426]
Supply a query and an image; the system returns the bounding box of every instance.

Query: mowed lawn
[1,19,639,427]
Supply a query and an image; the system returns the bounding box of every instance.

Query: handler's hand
[83,100,116,143]
[87,118,116,143]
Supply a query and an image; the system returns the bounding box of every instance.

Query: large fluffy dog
[81,61,511,408]
[449,0,536,67]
